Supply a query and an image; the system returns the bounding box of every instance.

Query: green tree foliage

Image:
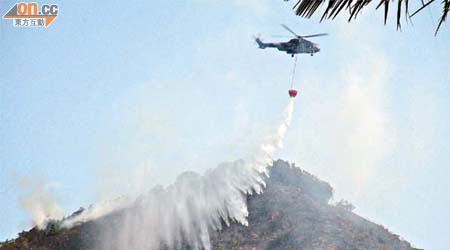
[45,219,62,235]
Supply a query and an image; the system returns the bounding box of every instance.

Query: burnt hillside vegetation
[0,160,422,250]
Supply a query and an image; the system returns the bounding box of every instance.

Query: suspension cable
[290,55,298,89]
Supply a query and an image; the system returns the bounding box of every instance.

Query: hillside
[0,160,422,250]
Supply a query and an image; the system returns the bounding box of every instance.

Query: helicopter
[256,24,328,57]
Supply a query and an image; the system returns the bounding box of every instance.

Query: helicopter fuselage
[256,38,320,56]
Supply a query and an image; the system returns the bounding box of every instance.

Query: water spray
[59,98,295,250]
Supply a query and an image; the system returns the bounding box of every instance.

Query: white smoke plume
[17,176,63,229]
[64,98,294,250]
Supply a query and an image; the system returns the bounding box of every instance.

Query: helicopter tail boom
[255,37,278,49]
[255,37,267,49]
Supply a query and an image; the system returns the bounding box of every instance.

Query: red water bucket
[289,89,298,98]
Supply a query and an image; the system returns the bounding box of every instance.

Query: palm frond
[435,0,449,35]
[289,0,448,35]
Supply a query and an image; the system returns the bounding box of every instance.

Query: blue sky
[0,1,448,249]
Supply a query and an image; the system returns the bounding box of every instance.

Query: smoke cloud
[17,176,63,229]
[62,99,294,249]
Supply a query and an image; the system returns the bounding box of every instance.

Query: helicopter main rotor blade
[301,33,329,38]
[271,35,294,38]
[281,24,301,38]
[280,24,329,39]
